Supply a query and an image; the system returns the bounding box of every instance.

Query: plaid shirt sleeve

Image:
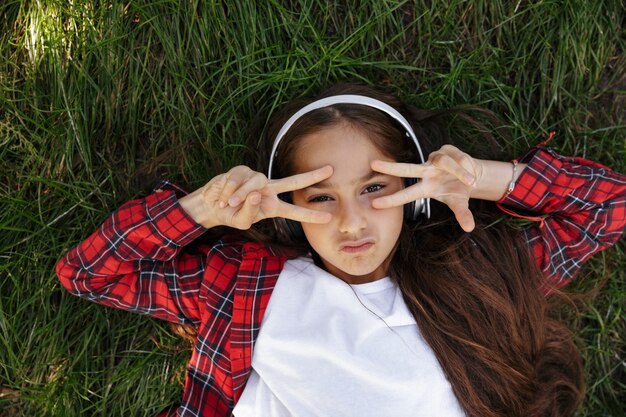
[56,188,210,325]
[498,147,626,288]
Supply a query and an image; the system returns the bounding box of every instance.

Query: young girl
[56,83,626,417]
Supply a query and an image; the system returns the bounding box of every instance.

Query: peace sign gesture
[179,165,333,230]
[371,145,525,233]
[371,145,481,232]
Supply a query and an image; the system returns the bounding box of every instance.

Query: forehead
[292,122,395,174]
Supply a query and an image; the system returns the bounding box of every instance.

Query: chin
[335,264,387,283]
[315,251,390,282]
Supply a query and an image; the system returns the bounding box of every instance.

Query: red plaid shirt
[56,147,626,417]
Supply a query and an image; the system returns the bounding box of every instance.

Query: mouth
[340,239,375,253]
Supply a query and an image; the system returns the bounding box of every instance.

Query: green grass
[1,0,625,415]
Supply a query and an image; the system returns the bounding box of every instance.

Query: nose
[337,199,368,234]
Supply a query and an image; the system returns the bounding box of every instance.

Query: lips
[340,239,375,253]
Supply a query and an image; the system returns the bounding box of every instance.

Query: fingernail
[464,173,475,185]
[228,196,241,206]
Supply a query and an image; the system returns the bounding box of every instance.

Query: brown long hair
[255,82,584,417]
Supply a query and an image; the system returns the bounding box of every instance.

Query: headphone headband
[267,94,430,220]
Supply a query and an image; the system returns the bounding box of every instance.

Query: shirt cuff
[144,189,207,247]
[497,147,563,212]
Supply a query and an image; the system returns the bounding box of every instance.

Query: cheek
[300,221,327,242]
[300,224,330,259]
[385,207,405,235]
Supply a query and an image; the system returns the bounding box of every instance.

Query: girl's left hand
[370,145,482,232]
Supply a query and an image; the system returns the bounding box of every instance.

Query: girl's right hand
[179,165,333,230]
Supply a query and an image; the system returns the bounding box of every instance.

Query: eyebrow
[306,170,385,190]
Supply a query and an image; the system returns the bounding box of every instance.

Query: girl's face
[291,122,404,284]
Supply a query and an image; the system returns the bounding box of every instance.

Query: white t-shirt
[232,257,465,417]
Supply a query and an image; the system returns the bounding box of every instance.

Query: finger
[273,200,332,224]
[372,182,426,209]
[270,165,333,195]
[371,160,430,179]
[429,148,475,186]
[230,192,262,230]
[201,174,228,204]
[227,172,268,207]
[218,166,254,208]
[445,198,475,232]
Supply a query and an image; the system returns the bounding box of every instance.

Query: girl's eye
[308,195,332,203]
[364,184,384,194]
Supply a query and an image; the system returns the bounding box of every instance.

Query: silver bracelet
[506,160,519,194]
